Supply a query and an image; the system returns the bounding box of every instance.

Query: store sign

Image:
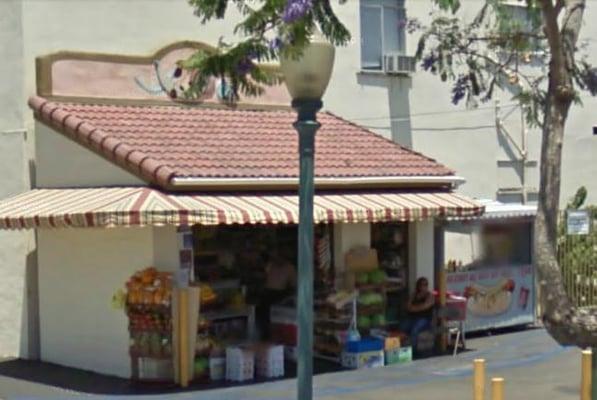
[177,226,194,284]
[446,265,534,332]
[567,210,590,235]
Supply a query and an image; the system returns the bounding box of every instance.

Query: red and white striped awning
[0,187,483,229]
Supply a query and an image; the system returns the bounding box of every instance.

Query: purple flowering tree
[180,0,350,101]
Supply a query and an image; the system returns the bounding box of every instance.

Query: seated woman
[400,277,435,351]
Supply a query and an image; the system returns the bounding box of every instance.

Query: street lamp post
[281,31,335,400]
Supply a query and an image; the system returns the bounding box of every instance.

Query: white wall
[0,0,37,359]
[405,0,597,204]
[408,220,435,291]
[444,223,481,265]
[36,225,179,377]
[35,123,145,188]
[0,131,37,359]
[333,223,372,287]
[153,226,180,272]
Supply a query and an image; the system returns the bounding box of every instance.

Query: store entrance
[191,224,338,383]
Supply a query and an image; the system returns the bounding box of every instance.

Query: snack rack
[313,290,358,363]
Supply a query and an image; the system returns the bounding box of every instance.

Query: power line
[348,102,518,123]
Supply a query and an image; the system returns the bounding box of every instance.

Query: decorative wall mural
[38,41,289,106]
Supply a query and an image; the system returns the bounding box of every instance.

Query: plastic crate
[446,296,467,321]
[209,357,225,381]
[255,344,284,378]
[341,350,384,369]
[270,322,297,346]
[225,346,254,382]
[345,337,383,353]
[385,346,412,365]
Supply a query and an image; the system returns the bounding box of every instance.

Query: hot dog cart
[443,200,536,332]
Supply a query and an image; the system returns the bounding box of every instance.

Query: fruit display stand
[355,269,390,333]
[125,267,175,382]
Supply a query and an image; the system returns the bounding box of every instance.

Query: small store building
[0,43,483,382]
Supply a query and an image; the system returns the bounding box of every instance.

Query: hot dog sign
[447,265,534,331]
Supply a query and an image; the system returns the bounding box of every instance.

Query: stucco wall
[408,220,435,291]
[0,131,36,359]
[35,122,145,188]
[36,226,178,377]
[405,0,597,204]
[0,0,36,359]
[153,226,180,272]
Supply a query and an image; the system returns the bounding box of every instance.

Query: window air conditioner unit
[383,53,416,75]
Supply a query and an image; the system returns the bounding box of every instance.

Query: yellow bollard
[491,377,504,400]
[581,349,592,400]
[474,359,486,400]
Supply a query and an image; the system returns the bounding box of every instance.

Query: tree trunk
[535,0,597,347]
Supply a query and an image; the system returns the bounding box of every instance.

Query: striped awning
[0,187,484,229]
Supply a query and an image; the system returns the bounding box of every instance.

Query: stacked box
[384,337,401,350]
[385,346,412,365]
[284,346,298,362]
[255,344,285,378]
[341,350,384,369]
[225,346,255,382]
[209,357,225,381]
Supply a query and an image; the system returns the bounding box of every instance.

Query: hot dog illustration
[463,278,515,317]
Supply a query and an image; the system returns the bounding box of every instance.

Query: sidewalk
[0,328,579,399]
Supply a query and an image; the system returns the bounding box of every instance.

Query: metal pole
[293,99,322,400]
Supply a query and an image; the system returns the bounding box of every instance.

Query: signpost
[567,210,591,236]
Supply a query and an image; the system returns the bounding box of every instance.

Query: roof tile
[29,96,454,188]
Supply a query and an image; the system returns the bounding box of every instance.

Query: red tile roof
[28,96,454,189]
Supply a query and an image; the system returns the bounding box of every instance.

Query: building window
[500,1,542,52]
[360,0,406,70]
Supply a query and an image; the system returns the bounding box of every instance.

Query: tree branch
[554,0,565,16]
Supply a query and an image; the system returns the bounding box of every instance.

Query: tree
[181,0,597,347]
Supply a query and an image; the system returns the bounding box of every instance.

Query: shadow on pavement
[0,358,342,395]
[0,325,540,395]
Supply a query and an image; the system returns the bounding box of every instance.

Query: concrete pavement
[0,328,581,399]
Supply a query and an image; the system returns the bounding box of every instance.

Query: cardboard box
[385,346,412,365]
[341,350,384,369]
[384,337,401,350]
[345,248,378,272]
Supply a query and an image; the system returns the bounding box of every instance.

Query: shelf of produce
[126,304,171,315]
[314,351,341,363]
[129,327,171,335]
[357,305,385,316]
[201,305,254,321]
[315,315,351,323]
[129,350,173,360]
[209,279,241,291]
[200,305,256,340]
